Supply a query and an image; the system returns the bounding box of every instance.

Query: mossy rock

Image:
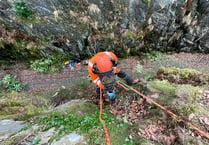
[148,80,176,106]
[0,25,41,62]
[0,134,25,145]
[156,67,208,86]
[51,100,98,115]
[148,81,201,117]
[174,85,208,117]
[0,92,49,120]
[0,125,39,145]
[68,101,98,115]
[175,85,200,102]
[148,80,176,96]
[158,67,199,79]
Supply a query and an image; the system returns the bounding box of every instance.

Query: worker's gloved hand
[107,90,116,101]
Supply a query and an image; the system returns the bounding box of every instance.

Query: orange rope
[99,88,110,145]
[116,81,209,139]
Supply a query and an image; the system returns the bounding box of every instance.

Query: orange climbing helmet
[93,55,113,73]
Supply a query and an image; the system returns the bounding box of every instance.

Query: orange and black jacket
[88,51,120,88]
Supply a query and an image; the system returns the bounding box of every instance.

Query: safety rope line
[99,88,110,145]
[115,78,209,139]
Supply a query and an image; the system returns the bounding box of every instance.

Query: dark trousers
[96,70,133,99]
[117,70,133,85]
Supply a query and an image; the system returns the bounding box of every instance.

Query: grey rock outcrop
[0,0,208,60]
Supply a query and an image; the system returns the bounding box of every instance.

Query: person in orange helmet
[88,51,139,102]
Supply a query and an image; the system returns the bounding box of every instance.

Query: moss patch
[158,67,200,78]
[156,67,209,86]
[68,101,98,115]
[0,92,49,120]
[0,134,25,145]
[148,80,176,105]
[0,24,41,62]
[148,80,176,95]
[108,123,129,145]
[148,80,202,117]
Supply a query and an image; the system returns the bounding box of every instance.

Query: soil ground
[0,52,208,93]
[0,52,209,144]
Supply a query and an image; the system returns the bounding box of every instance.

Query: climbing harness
[100,72,115,90]
[115,77,209,140]
[99,87,110,145]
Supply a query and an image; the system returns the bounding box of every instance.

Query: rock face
[0,119,27,136]
[0,119,27,141]
[52,132,86,145]
[0,0,208,60]
[0,100,89,145]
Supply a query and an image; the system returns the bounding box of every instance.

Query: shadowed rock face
[0,0,208,60]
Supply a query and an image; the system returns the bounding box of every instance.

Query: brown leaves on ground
[109,92,190,145]
[138,121,177,145]
[110,97,148,124]
[110,94,177,145]
[199,117,209,131]
[199,89,209,105]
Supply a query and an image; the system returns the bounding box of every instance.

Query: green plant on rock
[134,62,143,74]
[14,1,33,19]
[122,30,143,41]
[176,105,197,117]
[146,50,167,62]
[32,138,41,145]
[133,61,154,81]
[0,74,27,92]
[123,135,134,145]
[0,40,7,48]
[144,0,152,7]
[50,86,72,106]
[36,111,115,144]
[30,57,62,74]
[148,80,176,106]
[148,80,176,96]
